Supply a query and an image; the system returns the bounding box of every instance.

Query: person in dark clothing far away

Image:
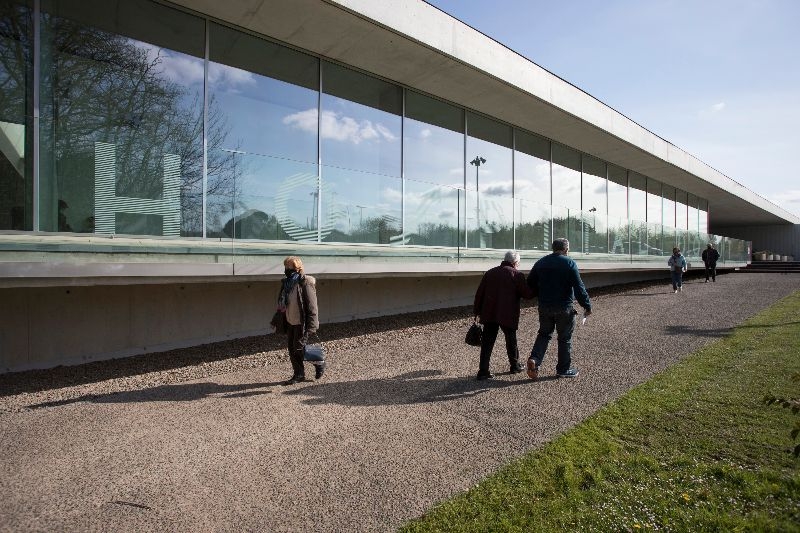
[526,238,592,381]
[701,243,720,282]
[473,250,535,381]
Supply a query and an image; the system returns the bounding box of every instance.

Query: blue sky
[426,0,800,218]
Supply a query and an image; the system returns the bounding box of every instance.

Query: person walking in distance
[701,243,720,282]
[668,247,687,293]
[526,238,591,380]
[473,250,534,380]
[270,256,325,384]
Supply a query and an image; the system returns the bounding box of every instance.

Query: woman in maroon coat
[473,250,535,380]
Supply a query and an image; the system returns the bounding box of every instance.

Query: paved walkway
[1,273,799,532]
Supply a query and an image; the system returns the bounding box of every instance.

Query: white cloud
[283,109,397,144]
[208,63,257,91]
[482,180,513,196]
[419,128,432,138]
[710,102,726,112]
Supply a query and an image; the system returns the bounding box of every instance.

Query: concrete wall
[713,224,799,258]
[0,269,683,374]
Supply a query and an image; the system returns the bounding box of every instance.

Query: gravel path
[1,272,798,532]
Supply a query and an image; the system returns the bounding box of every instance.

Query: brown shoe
[526,359,538,381]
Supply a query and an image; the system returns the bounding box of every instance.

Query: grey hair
[552,238,569,252]
[504,250,520,264]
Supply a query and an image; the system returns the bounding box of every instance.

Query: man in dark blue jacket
[526,238,592,380]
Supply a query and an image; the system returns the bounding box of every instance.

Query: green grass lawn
[401,291,800,532]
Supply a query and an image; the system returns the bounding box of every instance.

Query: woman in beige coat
[271,256,323,384]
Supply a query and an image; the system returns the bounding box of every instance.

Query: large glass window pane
[466,112,512,249]
[321,61,401,177]
[552,205,582,253]
[209,23,318,161]
[582,154,607,253]
[687,193,699,234]
[514,130,550,251]
[607,164,628,255]
[607,164,627,220]
[206,150,320,242]
[675,189,688,253]
[0,0,32,230]
[40,0,206,236]
[404,90,464,187]
[321,164,401,244]
[405,180,462,247]
[515,198,550,251]
[552,143,581,212]
[698,198,709,234]
[514,130,550,204]
[646,178,663,255]
[208,23,319,240]
[662,184,676,229]
[675,189,688,230]
[321,62,401,244]
[629,172,647,255]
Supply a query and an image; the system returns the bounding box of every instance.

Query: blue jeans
[530,307,577,374]
[670,270,683,290]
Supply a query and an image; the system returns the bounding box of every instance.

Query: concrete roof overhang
[172,0,799,227]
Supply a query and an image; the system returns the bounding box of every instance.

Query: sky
[425,0,800,219]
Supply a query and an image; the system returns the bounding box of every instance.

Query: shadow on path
[26,381,281,410]
[284,369,535,407]
[23,371,543,410]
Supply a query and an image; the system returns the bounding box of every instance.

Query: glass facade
[0,0,31,231]
[0,0,749,263]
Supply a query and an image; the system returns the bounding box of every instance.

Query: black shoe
[315,361,327,380]
[283,375,306,385]
[510,362,524,374]
[476,372,494,381]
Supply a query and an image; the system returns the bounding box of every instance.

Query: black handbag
[270,310,288,334]
[465,321,483,346]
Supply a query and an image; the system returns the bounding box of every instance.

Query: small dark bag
[465,322,483,346]
[270,310,288,334]
[303,343,325,362]
[303,332,325,362]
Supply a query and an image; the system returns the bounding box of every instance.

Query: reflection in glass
[320,165,401,244]
[552,143,581,212]
[209,22,318,162]
[321,61,401,177]
[608,215,629,255]
[698,198,709,234]
[515,198,549,251]
[466,112,511,249]
[552,205,582,253]
[404,90,464,187]
[404,178,462,247]
[0,0,31,230]
[607,164,627,221]
[607,165,627,255]
[514,130,550,205]
[629,172,646,224]
[39,0,207,236]
[662,184,676,230]
[206,150,318,242]
[582,154,607,253]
